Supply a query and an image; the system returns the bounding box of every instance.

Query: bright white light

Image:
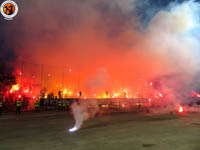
[68,125,78,132]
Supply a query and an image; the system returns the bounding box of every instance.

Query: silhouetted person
[66,100,70,111]
[57,99,62,112]
[34,100,39,112]
[16,99,22,120]
[62,100,66,111]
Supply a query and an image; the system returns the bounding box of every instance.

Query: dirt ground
[0,110,200,150]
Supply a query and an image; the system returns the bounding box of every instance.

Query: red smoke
[5,0,200,107]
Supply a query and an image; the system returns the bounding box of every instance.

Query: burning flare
[178,106,183,113]
[68,125,78,132]
[68,100,99,132]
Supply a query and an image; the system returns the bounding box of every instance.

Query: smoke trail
[69,99,99,132]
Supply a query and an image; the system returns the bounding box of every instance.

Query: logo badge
[1,0,18,20]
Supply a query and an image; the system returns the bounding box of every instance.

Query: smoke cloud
[1,0,200,104]
[144,0,200,105]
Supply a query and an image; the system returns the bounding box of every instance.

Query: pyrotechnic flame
[68,125,78,132]
[69,100,99,132]
[178,106,183,113]
[12,84,19,91]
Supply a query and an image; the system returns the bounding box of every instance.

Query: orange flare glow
[178,106,183,113]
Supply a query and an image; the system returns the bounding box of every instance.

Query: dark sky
[0,0,194,65]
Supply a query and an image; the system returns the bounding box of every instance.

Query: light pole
[20,61,24,87]
[62,67,65,91]
[41,64,43,90]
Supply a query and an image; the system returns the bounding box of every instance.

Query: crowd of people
[0,93,72,119]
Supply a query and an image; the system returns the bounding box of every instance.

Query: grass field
[0,110,200,150]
